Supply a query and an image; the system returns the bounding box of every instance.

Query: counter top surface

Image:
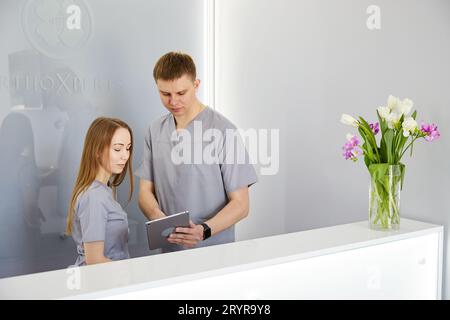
[0,218,443,299]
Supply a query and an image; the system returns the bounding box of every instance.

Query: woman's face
[104,127,131,175]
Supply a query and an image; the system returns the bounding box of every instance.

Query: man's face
[156,74,200,117]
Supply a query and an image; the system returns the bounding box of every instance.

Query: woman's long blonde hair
[65,117,134,235]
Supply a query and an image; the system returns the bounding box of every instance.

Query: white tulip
[340,114,359,127]
[387,95,400,111]
[386,112,401,129]
[402,117,418,137]
[400,98,413,116]
[390,96,413,116]
[377,106,391,120]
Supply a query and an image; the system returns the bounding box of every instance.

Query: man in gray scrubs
[135,52,257,252]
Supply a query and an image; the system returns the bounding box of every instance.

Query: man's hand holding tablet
[145,211,190,250]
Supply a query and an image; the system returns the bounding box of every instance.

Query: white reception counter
[0,218,443,299]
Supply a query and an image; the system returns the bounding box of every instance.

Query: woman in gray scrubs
[65,117,134,265]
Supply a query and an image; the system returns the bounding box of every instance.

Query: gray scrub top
[71,180,130,265]
[135,106,258,252]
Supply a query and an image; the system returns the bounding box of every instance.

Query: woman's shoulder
[77,181,113,208]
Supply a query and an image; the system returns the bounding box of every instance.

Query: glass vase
[368,164,405,230]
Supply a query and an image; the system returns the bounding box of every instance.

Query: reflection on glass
[0,112,42,276]
[0,51,99,278]
[0,0,206,279]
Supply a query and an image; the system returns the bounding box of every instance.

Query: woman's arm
[83,241,112,265]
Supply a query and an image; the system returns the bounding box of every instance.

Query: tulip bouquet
[341,95,440,229]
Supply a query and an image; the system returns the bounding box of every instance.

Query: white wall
[216,0,450,298]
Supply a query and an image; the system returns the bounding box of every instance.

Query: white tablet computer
[145,211,190,250]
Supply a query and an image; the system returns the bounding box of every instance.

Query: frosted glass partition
[0,0,206,278]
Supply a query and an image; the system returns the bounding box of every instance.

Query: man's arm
[138,179,166,220]
[203,186,249,236]
[168,186,250,247]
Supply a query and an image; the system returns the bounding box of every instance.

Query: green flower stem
[369,168,401,230]
[399,136,419,160]
[389,189,400,223]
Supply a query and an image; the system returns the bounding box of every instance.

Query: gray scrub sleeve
[77,192,108,243]
[135,127,153,182]
[220,129,258,194]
